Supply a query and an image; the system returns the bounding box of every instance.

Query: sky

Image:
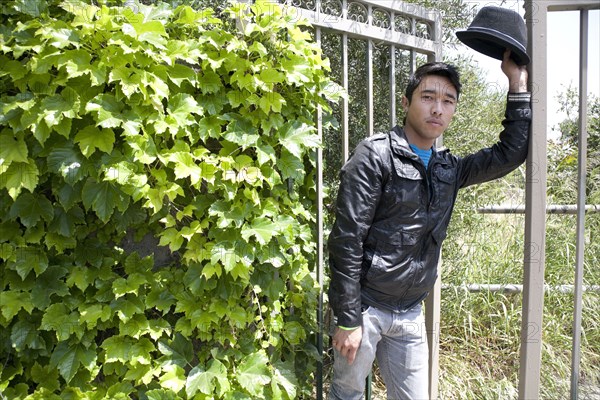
[454,1,600,134]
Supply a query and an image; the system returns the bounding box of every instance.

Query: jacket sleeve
[457,92,532,188]
[327,138,386,328]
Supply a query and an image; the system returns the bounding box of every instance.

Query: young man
[327,50,530,399]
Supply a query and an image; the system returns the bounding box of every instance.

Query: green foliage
[437,68,600,398]
[0,0,341,398]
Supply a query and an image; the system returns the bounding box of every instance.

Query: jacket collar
[390,125,448,160]
[390,126,421,162]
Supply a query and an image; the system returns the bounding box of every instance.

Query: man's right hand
[332,326,363,365]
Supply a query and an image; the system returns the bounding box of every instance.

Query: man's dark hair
[404,62,462,103]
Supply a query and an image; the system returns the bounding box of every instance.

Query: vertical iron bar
[315,24,325,400]
[570,9,589,400]
[519,1,547,399]
[342,0,349,161]
[367,5,374,136]
[390,42,397,128]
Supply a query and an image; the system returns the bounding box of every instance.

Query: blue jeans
[329,304,429,400]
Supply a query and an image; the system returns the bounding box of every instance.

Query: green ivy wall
[0,0,341,398]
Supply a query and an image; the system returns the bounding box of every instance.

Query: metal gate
[243,1,598,399]
[267,1,444,398]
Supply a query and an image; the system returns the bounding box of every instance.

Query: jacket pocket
[433,164,456,208]
[366,229,418,281]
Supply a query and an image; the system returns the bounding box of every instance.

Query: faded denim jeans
[329,304,429,400]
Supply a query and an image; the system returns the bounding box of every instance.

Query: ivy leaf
[279,121,319,159]
[222,113,259,149]
[112,296,145,323]
[281,55,312,85]
[186,359,228,397]
[47,143,85,185]
[277,150,305,181]
[48,205,85,237]
[168,93,203,127]
[272,360,298,400]
[258,92,285,114]
[199,70,222,94]
[283,321,306,345]
[82,178,128,222]
[78,303,111,328]
[11,319,46,352]
[157,333,193,369]
[74,125,115,157]
[40,303,80,341]
[1,161,40,199]
[0,131,28,163]
[49,341,96,383]
[146,389,180,400]
[236,350,271,396]
[85,94,125,128]
[168,152,203,185]
[31,265,69,310]
[159,364,186,393]
[8,192,54,228]
[9,246,49,279]
[0,290,33,320]
[241,217,281,245]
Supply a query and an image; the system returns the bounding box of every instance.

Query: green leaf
[1,161,40,199]
[74,125,115,157]
[82,178,128,222]
[78,303,111,328]
[199,70,222,94]
[272,360,298,400]
[277,150,305,181]
[241,217,278,245]
[279,121,319,159]
[168,93,203,126]
[283,321,306,345]
[11,320,45,352]
[223,113,259,149]
[0,290,33,320]
[158,227,185,252]
[40,303,80,341]
[47,143,85,185]
[112,296,145,323]
[258,92,285,114]
[9,246,49,279]
[0,131,28,163]
[85,94,125,128]
[31,265,69,310]
[8,192,53,228]
[157,333,193,369]
[185,359,228,397]
[159,364,186,393]
[48,205,84,237]
[168,152,203,185]
[236,350,271,396]
[146,389,180,400]
[49,341,96,383]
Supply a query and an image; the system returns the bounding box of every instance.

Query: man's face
[402,75,457,148]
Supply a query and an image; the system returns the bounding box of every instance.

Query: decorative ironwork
[321,0,343,19]
[394,16,411,35]
[347,1,368,23]
[416,21,431,39]
[372,8,391,29]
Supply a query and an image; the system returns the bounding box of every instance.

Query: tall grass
[434,160,600,399]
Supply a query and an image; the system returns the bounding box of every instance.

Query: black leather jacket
[328,93,532,328]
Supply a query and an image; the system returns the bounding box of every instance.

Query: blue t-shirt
[409,144,433,168]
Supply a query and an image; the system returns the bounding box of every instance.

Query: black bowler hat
[456,6,530,65]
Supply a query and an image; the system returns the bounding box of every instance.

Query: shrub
[0,0,340,398]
